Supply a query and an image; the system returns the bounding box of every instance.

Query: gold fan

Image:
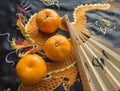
[64,15,120,91]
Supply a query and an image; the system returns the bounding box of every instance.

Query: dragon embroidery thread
[1,0,119,91]
[40,0,60,9]
[0,33,15,66]
[95,19,116,34]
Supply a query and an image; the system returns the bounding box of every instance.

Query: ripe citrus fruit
[43,34,71,61]
[36,8,61,33]
[16,54,47,85]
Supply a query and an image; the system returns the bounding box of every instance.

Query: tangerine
[36,8,61,33]
[16,54,47,85]
[43,34,71,61]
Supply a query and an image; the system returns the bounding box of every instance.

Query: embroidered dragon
[12,1,118,57]
[1,0,119,91]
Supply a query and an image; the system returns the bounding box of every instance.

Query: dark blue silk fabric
[0,0,120,90]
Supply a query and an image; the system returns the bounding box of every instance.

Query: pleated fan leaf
[64,15,120,91]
